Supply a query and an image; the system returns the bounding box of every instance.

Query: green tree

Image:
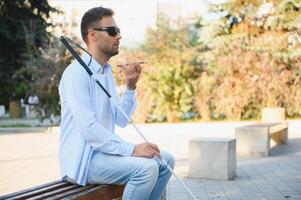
[141,16,203,122]
[195,0,301,120]
[23,37,74,119]
[23,10,79,119]
[0,0,58,109]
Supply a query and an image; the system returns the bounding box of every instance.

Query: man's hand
[132,142,161,159]
[118,62,142,90]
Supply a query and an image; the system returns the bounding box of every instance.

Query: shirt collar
[82,52,111,73]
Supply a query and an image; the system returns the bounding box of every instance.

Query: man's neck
[88,48,109,66]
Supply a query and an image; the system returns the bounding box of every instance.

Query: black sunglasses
[93,26,120,36]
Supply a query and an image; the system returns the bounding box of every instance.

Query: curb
[0,127,60,133]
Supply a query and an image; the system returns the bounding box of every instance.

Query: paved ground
[0,121,300,199]
[167,138,301,200]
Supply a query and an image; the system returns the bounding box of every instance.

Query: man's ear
[87,30,97,43]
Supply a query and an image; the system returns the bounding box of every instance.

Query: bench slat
[28,184,81,200]
[16,182,72,200]
[0,181,124,200]
[65,185,125,200]
[0,180,66,200]
[44,185,96,200]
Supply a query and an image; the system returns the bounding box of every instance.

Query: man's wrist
[127,85,136,90]
[131,145,137,157]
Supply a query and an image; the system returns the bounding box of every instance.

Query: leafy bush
[140,16,203,122]
[195,0,301,120]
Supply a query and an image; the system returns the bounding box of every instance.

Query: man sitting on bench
[58,6,175,200]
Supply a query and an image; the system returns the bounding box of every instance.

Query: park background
[1,0,300,123]
[0,0,301,199]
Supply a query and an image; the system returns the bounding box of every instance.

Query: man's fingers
[147,150,154,158]
[153,150,161,159]
[118,64,134,75]
[121,64,132,72]
[149,143,160,153]
[148,143,161,159]
[146,149,160,159]
[135,63,142,74]
[117,61,145,68]
[132,143,161,159]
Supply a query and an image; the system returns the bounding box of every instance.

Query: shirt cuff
[123,88,136,101]
[119,141,135,156]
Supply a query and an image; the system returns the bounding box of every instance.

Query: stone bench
[188,138,236,180]
[0,180,124,200]
[235,122,288,157]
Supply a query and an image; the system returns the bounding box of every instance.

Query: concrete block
[235,123,288,157]
[189,138,236,180]
[236,125,270,157]
[262,107,285,122]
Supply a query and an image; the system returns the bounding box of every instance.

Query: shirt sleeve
[114,88,137,127]
[62,66,135,156]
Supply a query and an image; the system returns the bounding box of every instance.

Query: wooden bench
[235,122,288,157]
[0,180,124,200]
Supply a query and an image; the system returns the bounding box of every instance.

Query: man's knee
[143,160,159,177]
[161,151,175,169]
[136,159,159,184]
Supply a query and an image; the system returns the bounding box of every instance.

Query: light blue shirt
[58,53,136,185]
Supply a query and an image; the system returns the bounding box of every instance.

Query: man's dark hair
[81,7,114,43]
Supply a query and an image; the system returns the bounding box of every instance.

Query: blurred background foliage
[0,0,73,119]
[1,0,301,122]
[195,0,301,121]
[0,0,58,104]
[116,0,301,122]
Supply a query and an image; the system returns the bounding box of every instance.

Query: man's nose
[116,32,121,40]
